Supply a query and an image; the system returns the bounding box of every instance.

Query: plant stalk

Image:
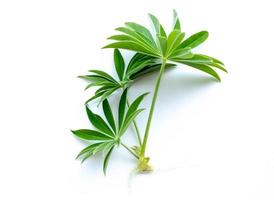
[140,58,167,157]
[121,142,139,159]
[126,99,142,146]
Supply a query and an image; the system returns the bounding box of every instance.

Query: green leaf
[103,41,159,57]
[102,99,116,133]
[113,27,157,53]
[201,54,224,65]
[95,86,115,94]
[84,81,117,90]
[148,13,166,37]
[80,153,94,163]
[118,88,127,129]
[157,34,167,55]
[118,92,148,135]
[107,34,131,41]
[126,53,152,73]
[125,92,148,121]
[177,61,221,81]
[71,129,113,141]
[98,86,120,105]
[173,10,181,31]
[178,31,209,49]
[85,91,105,105]
[86,106,115,137]
[78,75,110,82]
[89,70,117,83]
[103,146,114,175]
[131,145,141,157]
[127,59,155,77]
[209,62,227,73]
[76,142,103,160]
[125,22,157,48]
[166,31,185,56]
[78,142,110,163]
[130,63,176,79]
[169,47,193,59]
[114,49,125,80]
[148,13,160,34]
[178,54,227,73]
[126,53,163,78]
[92,142,111,155]
[120,109,145,136]
[160,25,167,38]
[194,54,227,72]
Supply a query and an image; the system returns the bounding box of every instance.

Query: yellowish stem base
[137,157,153,172]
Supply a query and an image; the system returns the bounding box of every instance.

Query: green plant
[79,49,175,146]
[104,10,227,170]
[71,89,147,174]
[79,49,175,105]
[72,10,227,174]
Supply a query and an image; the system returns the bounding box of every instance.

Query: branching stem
[140,58,167,157]
[121,142,139,159]
[126,99,142,146]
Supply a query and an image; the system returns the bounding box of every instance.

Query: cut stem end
[137,157,153,173]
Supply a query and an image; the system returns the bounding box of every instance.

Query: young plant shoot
[72,10,227,174]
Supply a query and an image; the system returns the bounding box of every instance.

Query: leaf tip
[203,30,209,36]
[173,9,178,16]
[216,76,221,82]
[70,129,76,134]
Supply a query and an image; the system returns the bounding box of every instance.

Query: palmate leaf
[104,10,226,81]
[72,89,147,174]
[73,105,118,169]
[82,50,175,105]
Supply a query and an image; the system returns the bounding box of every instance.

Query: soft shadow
[160,71,217,103]
[132,68,218,109]
[76,68,219,177]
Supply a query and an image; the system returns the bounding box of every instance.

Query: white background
[0,0,274,199]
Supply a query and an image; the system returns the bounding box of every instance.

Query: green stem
[126,99,142,146]
[121,142,139,159]
[140,58,167,157]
